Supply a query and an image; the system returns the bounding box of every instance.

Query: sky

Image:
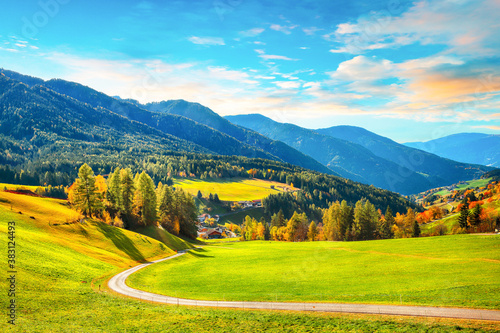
[0,0,499,143]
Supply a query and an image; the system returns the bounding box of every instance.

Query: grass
[1,189,498,332]
[129,236,500,310]
[0,183,43,191]
[456,178,492,190]
[220,207,265,225]
[174,177,296,201]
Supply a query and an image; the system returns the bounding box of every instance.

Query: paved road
[108,251,500,321]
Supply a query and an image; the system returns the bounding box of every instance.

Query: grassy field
[1,190,498,332]
[434,178,492,197]
[129,236,500,309]
[174,177,296,201]
[0,183,43,191]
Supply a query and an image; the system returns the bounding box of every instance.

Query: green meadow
[0,190,498,332]
[173,177,296,201]
[129,237,500,309]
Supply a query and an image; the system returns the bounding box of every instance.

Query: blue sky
[1,0,499,142]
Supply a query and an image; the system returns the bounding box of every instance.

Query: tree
[213,193,221,204]
[71,164,103,217]
[135,171,157,226]
[469,203,481,227]
[379,206,395,239]
[107,167,121,210]
[158,186,176,232]
[353,199,378,240]
[286,211,308,242]
[412,220,421,238]
[119,169,135,217]
[307,221,318,241]
[196,190,203,199]
[458,200,469,229]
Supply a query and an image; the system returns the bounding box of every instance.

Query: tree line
[69,164,198,239]
[242,198,422,242]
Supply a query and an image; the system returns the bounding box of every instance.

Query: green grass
[220,207,265,225]
[1,190,498,332]
[129,236,500,309]
[174,177,296,201]
[456,178,492,190]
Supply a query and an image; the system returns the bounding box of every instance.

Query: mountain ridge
[226,114,492,195]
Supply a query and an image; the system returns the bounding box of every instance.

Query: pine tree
[412,220,421,238]
[119,169,135,217]
[107,167,121,210]
[197,190,202,199]
[379,206,395,239]
[458,200,469,229]
[137,172,157,226]
[213,193,221,203]
[158,186,175,231]
[277,209,286,227]
[469,204,481,226]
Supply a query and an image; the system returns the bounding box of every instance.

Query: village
[196,199,263,239]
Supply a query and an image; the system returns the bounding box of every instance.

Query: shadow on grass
[190,247,214,258]
[95,222,146,262]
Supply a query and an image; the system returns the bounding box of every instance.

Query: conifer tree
[137,172,157,226]
[412,220,421,237]
[120,169,135,217]
[458,200,469,229]
[107,167,121,210]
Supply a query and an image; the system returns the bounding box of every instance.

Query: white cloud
[327,0,500,56]
[302,27,322,35]
[273,81,301,89]
[259,54,298,61]
[270,24,298,35]
[240,28,265,37]
[188,36,225,46]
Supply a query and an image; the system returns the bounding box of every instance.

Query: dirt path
[108,250,500,321]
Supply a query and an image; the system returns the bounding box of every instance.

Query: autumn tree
[307,221,318,241]
[70,164,103,217]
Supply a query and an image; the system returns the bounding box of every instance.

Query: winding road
[108,250,500,321]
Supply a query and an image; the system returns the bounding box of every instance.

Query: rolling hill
[226,114,492,195]
[405,133,500,167]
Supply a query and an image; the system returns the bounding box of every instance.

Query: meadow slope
[129,237,500,309]
[1,190,498,332]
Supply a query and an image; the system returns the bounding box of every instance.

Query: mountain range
[405,133,500,168]
[0,68,495,195]
[225,114,492,194]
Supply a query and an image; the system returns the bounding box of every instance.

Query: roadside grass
[173,177,296,201]
[129,236,500,310]
[1,190,498,332]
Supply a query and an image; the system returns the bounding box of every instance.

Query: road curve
[108,250,500,321]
